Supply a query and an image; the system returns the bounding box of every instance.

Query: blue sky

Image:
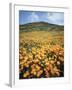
[19,10,64,25]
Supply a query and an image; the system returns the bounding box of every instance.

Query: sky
[19,10,64,25]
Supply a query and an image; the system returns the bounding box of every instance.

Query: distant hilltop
[19,22,64,32]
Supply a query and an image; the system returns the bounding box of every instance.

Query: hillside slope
[19,22,64,32]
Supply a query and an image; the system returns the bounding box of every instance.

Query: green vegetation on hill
[19,22,64,32]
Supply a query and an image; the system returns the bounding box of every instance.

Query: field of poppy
[19,23,64,79]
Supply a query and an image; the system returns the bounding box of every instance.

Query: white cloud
[26,12,64,25]
[46,12,64,25]
[27,12,39,23]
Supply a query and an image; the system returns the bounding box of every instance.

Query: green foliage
[19,22,64,32]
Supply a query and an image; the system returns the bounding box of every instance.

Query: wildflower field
[19,22,64,79]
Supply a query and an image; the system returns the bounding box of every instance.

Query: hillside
[19,22,64,32]
[19,22,64,79]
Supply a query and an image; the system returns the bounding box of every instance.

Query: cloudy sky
[19,11,64,25]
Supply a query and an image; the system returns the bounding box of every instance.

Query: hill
[19,22,64,32]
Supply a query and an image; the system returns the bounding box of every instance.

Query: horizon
[19,21,64,26]
[19,11,64,26]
